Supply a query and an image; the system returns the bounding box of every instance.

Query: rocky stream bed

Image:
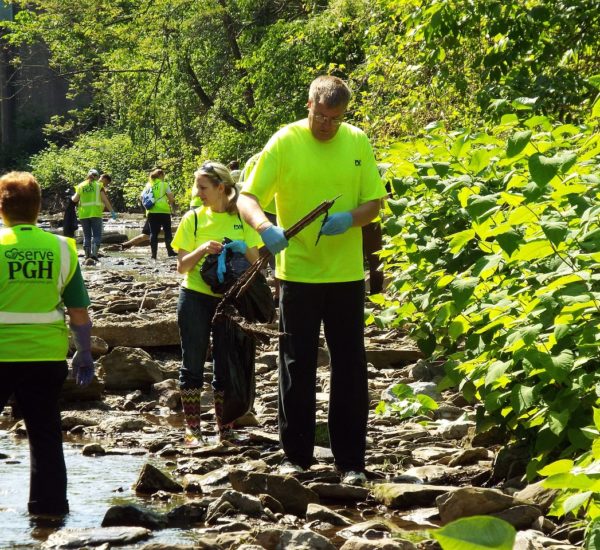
[0,222,585,549]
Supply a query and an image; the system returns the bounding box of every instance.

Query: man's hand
[320,212,353,236]
[261,225,288,254]
[111,211,118,220]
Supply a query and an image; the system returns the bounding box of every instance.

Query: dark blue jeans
[80,217,103,257]
[177,287,219,390]
[278,280,368,472]
[0,361,69,515]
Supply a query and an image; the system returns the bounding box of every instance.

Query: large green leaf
[529,153,560,186]
[468,149,492,174]
[495,230,523,256]
[506,130,532,157]
[548,409,570,436]
[450,277,478,310]
[432,516,516,550]
[466,194,498,220]
[448,229,476,254]
[528,151,578,186]
[511,384,535,413]
[388,198,409,216]
[540,220,568,246]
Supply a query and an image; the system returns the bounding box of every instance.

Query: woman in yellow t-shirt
[171,162,261,446]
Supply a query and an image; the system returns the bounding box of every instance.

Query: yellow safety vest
[0,225,78,361]
[75,179,104,219]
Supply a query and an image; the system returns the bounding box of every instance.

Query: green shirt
[243,119,386,283]
[172,207,261,296]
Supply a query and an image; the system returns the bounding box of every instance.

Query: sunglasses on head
[202,162,221,182]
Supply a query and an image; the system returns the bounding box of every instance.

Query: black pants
[0,361,69,515]
[147,212,174,259]
[278,280,368,471]
[362,222,383,295]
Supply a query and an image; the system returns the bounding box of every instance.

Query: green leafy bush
[376,99,600,476]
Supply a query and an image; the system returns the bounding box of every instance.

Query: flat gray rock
[43,526,151,548]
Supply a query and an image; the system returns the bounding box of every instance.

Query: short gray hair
[308,76,351,108]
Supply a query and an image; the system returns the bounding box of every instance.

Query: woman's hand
[198,240,224,256]
[177,240,223,274]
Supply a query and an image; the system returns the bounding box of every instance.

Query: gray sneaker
[278,460,305,476]
[341,470,367,486]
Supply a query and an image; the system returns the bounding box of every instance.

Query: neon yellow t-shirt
[241,153,275,215]
[145,179,171,214]
[242,119,386,283]
[171,207,262,296]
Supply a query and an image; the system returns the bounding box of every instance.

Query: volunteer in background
[142,168,177,259]
[72,169,117,262]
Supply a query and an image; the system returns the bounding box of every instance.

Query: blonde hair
[0,171,41,223]
[194,161,238,214]
[308,75,351,107]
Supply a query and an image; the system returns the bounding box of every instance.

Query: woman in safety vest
[0,172,95,516]
[141,168,177,259]
[171,162,261,445]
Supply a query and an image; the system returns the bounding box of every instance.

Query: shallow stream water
[0,429,209,548]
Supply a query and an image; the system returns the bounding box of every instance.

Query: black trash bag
[201,238,251,294]
[233,272,275,324]
[62,192,78,239]
[212,316,256,425]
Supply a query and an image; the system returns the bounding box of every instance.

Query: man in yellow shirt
[237,75,386,485]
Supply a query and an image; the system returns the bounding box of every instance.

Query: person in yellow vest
[72,168,116,263]
[172,162,261,445]
[0,172,94,516]
[237,75,386,485]
[142,168,177,259]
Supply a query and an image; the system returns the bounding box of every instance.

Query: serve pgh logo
[4,247,55,280]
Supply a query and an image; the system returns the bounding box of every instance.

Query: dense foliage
[2,0,598,197]
[2,0,600,538]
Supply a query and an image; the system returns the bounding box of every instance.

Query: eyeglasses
[201,162,221,182]
[310,111,345,127]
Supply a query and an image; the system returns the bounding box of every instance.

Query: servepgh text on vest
[4,248,55,279]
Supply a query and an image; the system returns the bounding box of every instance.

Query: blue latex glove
[217,248,228,283]
[261,225,288,255]
[224,240,248,255]
[111,211,118,220]
[320,212,353,236]
[70,322,95,386]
